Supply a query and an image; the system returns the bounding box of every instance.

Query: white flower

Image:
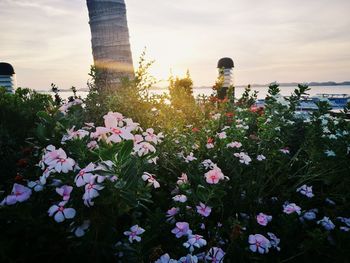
[201,159,215,169]
[173,195,187,203]
[184,152,197,163]
[56,185,73,201]
[280,148,290,154]
[61,126,89,144]
[87,140,99,150]
[177,173,188,186]
[0,184,32,206]
[48,201,76,223]
[296,184,314,198]
[283,203,301,215]
[257,154,266,161]
[142,172,160,188]
[27,180,44,192]
[133,142,156,157]
[249,234,271,254]
[212,113,221,120]
[73,220,90,237]
[317,217,335,231]
[82,177,104,205]
[143,128,163,144]
[124,225,145,243]
[147,156,159,164]
[45,148,75,173]
[217,132,227,139]
[325,150,336,157]
[155,254,177,263]
[234,152,252,165]
[183,234,207,252]
[75,163,95,187]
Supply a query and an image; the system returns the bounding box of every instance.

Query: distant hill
[239,81,350,88]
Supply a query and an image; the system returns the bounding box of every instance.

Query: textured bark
[86,0,134,88]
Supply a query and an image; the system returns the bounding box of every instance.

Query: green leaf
[196,185,210,202]
[36,111,51,123]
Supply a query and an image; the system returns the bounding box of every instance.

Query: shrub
[0,87,52,185]
[0,82,349,263]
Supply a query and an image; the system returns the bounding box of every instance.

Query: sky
[1,0,350,90]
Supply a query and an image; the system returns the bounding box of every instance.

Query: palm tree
[86,0,134,88]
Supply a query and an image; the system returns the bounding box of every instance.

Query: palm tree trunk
[86,0,134,88]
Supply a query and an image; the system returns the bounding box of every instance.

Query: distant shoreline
[34,82,350,93]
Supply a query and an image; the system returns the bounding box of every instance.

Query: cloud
[2,0,73,16]
[0,0,349,88]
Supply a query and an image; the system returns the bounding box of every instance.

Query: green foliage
[0,87,53,185]
[0,62,349,262]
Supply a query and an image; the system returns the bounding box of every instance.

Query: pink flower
[133,134,144,144]
[183,234,207,252]
[206,142,214,149]
[48,201,76,223]
[61,126,89,143]
[171,222,190,238]
[283,203,301,215]
[124,225,145,243]
[91,127,109,140]
[0,184,32,206]
[204,166,224,184]
[196,202,212,217]
[87,140,98,150]
[103,111,124,128]
[177,173,188,185]
[133,142,156,157]
[143,128,163,144]
[142,172,160,188]
[56,185,73,201]
[58,99,83,114]
[75,163,95,187]
[40,167,54,185]
[106,127,134,143]
[227,141,242,149]
[46,148,75,173]
[43,145,60,165]
[124,118,140,131]
[256,213,272,226]
[249,234,271,254]
[83,122,95,129]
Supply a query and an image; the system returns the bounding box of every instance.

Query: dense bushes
[0,87,52,184]
[0,72,349,262]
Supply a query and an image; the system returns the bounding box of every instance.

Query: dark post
[217,57,234,100]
